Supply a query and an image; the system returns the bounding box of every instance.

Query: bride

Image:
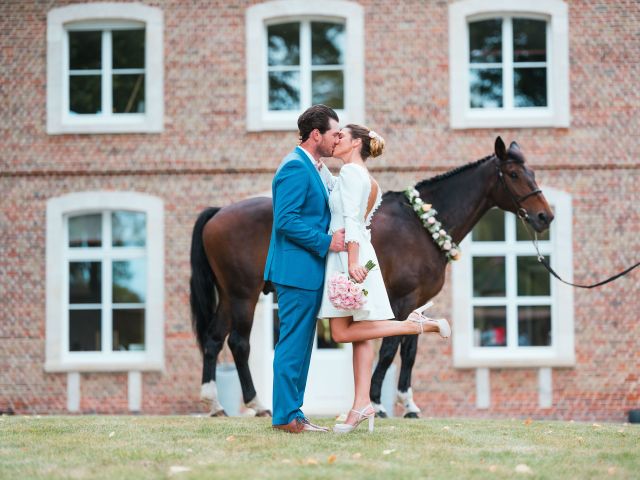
[316,124,450,434]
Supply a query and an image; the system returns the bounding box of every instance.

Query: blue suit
[264,146,332,425]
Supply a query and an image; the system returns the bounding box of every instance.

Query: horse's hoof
[375,411,388,419]
[403,412,420,419]
[255,409,272,417]
[209,409,228,417]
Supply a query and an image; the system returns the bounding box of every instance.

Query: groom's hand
[329,228,346,252]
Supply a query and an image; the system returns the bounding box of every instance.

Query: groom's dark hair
[297,104,339,142]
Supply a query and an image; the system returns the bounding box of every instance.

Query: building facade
[1,0,638,421]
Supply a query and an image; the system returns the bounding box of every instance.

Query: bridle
[494,156,640,288]
[495,158,542,220]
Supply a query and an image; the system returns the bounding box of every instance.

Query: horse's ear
[495,136,507,161]
[509,141,521,151]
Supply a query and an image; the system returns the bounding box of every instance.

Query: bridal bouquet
[328,260,376,311]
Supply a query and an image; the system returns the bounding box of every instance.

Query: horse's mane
[414,154,496,189]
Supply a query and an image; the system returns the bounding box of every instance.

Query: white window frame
[45,191,164,372]
[246,0,364,131]
[451,187,574,368]
[449,0,569,129]
[47,3,164,134]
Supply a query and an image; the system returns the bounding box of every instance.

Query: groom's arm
[274,161,332,257]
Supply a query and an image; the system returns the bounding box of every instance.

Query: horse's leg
[200,302,230,417]
[370,335,401,418]
[227,299,271,417]
[397,334,421,418]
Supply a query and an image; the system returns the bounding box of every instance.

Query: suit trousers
[271,282,323,425]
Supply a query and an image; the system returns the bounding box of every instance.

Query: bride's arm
[319,163,338,191]
[339,164,369,283]
[347,242,368,283]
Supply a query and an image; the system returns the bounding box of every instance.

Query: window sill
[247,109,348,132]
[47,115,163,135]
[45,355,164,373]
[453,349,576,368]
[451,109,570,130]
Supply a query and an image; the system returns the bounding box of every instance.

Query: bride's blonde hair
[345,124,385,159]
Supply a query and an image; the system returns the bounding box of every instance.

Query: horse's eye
[510,172,518,179]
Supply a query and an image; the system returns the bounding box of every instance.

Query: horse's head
[491,137,554,233]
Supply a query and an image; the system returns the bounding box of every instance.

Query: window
[267,21,345,111]
[449,0,569,129]
[451,187,575,367]
[47,3,163,134]
[246,0,364,131]
[46,192,164,371]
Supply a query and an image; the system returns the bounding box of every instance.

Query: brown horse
[190,137,553,416]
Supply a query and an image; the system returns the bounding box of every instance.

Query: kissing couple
[264,105,450,434]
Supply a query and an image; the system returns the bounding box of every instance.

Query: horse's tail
[190,207,221,353]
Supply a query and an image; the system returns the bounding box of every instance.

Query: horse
[190,137,554,417]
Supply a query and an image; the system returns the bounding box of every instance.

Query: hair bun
[369,133,385,158]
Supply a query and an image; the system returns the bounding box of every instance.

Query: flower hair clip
[368,130,379,140]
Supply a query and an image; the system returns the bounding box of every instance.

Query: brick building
[1,0,638,421]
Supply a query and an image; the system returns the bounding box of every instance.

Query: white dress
[317,163,395,321]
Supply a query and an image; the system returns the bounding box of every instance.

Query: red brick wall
[1,0,639,420]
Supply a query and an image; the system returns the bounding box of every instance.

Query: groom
[264,104,345,433]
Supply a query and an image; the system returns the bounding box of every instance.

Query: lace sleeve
[318,163,338,192]
[338,164,366,245]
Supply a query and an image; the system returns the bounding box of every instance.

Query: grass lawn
[1,415,638,479]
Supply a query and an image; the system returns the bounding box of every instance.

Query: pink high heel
[407,301,451,338]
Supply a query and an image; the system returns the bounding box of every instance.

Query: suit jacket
[264,146,332,290]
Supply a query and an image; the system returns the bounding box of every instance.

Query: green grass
[1,416,638,479]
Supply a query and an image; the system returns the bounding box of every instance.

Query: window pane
[514,68,547,107]
[473,306,506,347]
[113,309,145,351]
[513,19,546,62]
[69,214,102,248]
[112,29,145,69]
[518,305,551,346]
[517,256,551,296]
[268,23,300,66]
[112,74,145,113]
[113,259,146,303]
[473,256,505,297]
[69,310,101,351]
[311,22,344,65]
[469,19,502,63]
[69,31,101,70]
[269,71,300,110]
[69,75,101,114]
[69,262,101,304]
[112,211,146,247]
[469,68,503,108]
[312,70,344,109]
[317,318,342,349]
[472,208,505,241]
[516,212,550,241]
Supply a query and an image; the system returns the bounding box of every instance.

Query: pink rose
[427,217,436,224]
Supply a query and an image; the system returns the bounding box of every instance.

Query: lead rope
[517,214,640,289]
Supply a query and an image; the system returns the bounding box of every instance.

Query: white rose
[439,229,446,237]
[427,217,436,224]
[443,241,452,251]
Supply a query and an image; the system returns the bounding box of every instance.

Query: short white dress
[317,163,395,321]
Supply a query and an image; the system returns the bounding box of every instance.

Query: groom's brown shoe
[300,417,330,432]
[272,418,304,434]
